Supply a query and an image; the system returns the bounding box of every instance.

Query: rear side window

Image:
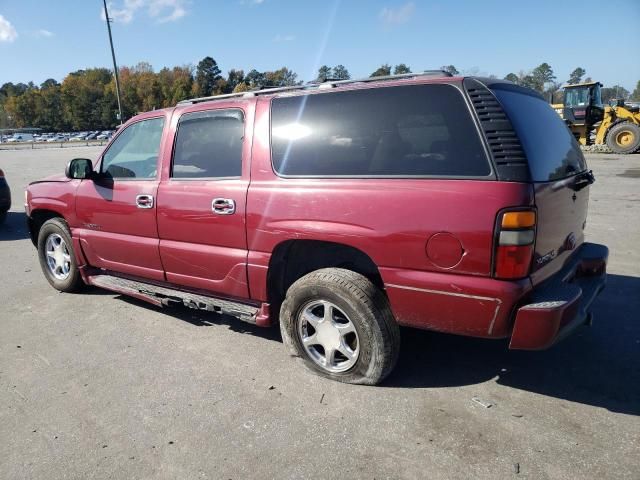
[271,84,491,177]
[491,86,587,181]
[172,109,244,179]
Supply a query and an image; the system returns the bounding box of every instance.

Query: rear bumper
[509,242,608,350]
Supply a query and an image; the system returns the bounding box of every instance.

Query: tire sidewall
[280,276,383,383]
[37,219,81,292]
[607,123,640,154]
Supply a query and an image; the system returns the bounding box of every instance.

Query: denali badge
[536,250,556,266]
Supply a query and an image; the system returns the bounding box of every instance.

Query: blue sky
[1,0,639,90]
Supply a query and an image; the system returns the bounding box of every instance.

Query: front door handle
[136,194,154,209]
[212,198,236,215]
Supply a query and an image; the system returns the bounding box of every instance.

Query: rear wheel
[37,218,83,292]
[279,268,400,385]
[606,122,640,154]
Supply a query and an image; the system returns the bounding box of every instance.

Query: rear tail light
[0,168,4,177]
[494,210,536,279]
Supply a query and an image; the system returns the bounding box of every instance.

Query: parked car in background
[9,133,35,142]
[0,168,11,224]
[25,73,608,385]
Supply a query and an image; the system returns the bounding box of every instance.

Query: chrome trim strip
[385,283,497,302]
[385,283,503,335]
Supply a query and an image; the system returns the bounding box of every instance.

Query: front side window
[270,84,491,177]
[101,117,164,179]
[172,109,244,179]
[591,85,602,107]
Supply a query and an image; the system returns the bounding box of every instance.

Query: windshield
[564,87,590,107]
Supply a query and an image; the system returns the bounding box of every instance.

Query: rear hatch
[490,84,593,286]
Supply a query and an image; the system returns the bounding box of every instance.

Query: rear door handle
[136,194,154,209]
[212,198,236,215]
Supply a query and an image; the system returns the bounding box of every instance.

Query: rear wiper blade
[572,170,595,191]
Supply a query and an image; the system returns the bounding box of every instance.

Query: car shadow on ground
[116,295,283,342]
[0,211,30,241]
[386,273,640,416]
[111,272,639,415]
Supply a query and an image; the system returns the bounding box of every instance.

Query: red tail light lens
[494,210,536,279]
[495,245,534,278]
[0,169,4,177]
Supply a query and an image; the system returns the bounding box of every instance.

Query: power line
[102,0,124,125]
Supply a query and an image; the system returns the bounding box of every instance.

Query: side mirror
[65,158,94,179]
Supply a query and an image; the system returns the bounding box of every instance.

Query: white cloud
[34,29,54,38]
[379,2,415,26]
[0,14,18,43]
[273,34,295,42]
[101,0,188,24]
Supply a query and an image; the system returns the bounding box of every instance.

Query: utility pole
[102,0,124,125]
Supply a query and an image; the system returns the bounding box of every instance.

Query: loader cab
[562,82,604,127]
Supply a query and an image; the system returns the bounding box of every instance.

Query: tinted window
[102,117,164,179]
[271,84,490,177]
[492,86,587,181]
[564,87,590,107]
[172,109,243,178]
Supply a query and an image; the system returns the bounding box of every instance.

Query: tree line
[1,57,639,132]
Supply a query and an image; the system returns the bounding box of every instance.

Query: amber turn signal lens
[501,211,536,229]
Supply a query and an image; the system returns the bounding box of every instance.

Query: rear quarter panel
[247,96,535,335]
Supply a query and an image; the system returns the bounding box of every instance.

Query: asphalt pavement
[1,147,639,479]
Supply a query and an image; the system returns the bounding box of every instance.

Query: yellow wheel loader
[552,82,640,154]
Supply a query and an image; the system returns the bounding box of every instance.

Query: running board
[86,273,260,324]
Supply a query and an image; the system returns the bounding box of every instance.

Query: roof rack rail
[177,70,453,105]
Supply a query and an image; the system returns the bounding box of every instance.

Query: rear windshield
[491,85,587,182]
[271,84,491,177]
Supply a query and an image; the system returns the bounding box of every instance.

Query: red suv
[26,73,608,385]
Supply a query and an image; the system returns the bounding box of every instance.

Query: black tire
[279,268,400,385]
[605,122,640,154]
[37,218,83,292]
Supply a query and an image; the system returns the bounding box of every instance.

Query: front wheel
[37,218,83,292]
[606,122,640,154]
[279,268,400,385]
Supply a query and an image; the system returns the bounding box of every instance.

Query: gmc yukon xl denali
[25,73,608,385]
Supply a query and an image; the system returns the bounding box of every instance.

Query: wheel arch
[266,239,384,309]
[28,208,66,246]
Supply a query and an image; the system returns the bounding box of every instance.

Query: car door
[156,107,250,298]
[75,115,166,281]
